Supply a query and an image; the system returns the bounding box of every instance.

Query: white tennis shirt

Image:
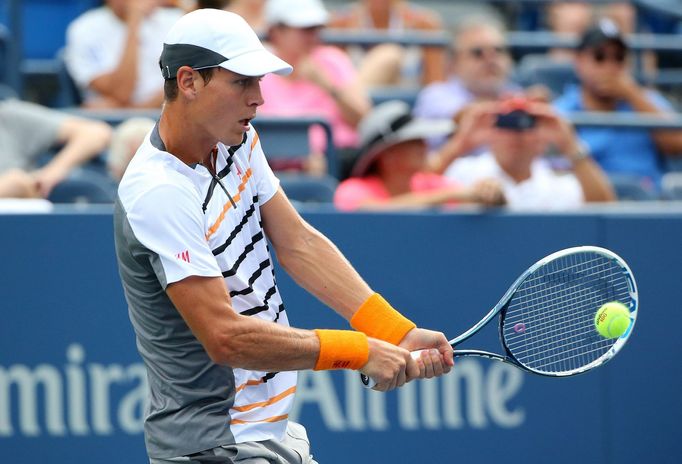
[114,124,296,458]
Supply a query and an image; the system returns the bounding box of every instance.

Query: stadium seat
[370,86,420,108]
[52,48,82,107]
[47,167,117,204]
[278,173,338,204]
[608,173,660,201]
[251,116,339,179]
[516,54,578,98]
[0,82,17,99]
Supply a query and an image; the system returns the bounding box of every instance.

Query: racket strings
[501,252,632,375]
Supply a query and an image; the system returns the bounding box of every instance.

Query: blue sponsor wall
[0,207,680,464]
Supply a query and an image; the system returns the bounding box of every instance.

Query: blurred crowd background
[1,0,682,210]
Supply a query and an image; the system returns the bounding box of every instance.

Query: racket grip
[360,350,424,389]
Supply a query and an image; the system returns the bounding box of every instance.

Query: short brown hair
[164,67,216,101]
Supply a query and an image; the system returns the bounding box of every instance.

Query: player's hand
[399,328,454,379]
[360,338,419,392]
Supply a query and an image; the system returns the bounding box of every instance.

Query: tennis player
[113,9,453,464]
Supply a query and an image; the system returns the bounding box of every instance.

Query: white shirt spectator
[445,151,585,211]
[65,6,183,105]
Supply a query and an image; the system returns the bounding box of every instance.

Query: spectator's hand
[126,0,158,24]
[451,102,498,153]
[591,71,640,101]
[294,56,334,92]
[31,165,69,198]
[527,103,581,156]
[467,178,506,206]
[399,328,454,380]
[360,338,420,391]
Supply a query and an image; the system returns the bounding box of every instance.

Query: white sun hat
[265,0,329,28]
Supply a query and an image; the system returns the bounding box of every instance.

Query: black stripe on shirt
[212,197,258,256]
[240,284,277,316]
[222,230,265,278]
[229,258,272,298]
[273,303,285,323]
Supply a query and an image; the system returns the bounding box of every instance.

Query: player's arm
[260,188,454,375]
[166,275,416,390]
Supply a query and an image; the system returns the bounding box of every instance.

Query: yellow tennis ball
[594,302,630,339]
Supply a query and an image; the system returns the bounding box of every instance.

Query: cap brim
[352,119,454,177]
[220,49,293,76]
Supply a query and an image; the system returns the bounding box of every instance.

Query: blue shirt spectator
[553,19,682,195]
[554,83,673,189]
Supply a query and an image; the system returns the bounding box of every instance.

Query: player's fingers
[419,349,436,378]
[428,349,446,378]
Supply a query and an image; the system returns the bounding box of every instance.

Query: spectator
[107,117,156,181]
[413,14,519,149]
[259,0,372,177]
[225,0,267,33]
[328,0,446,87]
[65,0,183,109]
[553,19,682,195]
[0,98,112,198]
[334,100,505,211]
[433,99,616,210]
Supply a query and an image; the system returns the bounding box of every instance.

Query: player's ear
[176,66,198,99]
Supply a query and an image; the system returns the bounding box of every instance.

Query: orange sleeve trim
[350,293,416,345]
[205,168,253,240]
[249,131,260,160]
[314,329,369,371]
[231,414,289,425]
[231,386,297,413]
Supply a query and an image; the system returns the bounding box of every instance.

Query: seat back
[516,54,578,97]
[251,116,339,179]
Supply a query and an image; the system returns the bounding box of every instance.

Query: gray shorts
[149,422,318,464]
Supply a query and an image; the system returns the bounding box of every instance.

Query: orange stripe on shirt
[231,414,289,425]
[249,131,259,161]
[235,379,264,393]
[205,168,253,241]
[231,386,297,413]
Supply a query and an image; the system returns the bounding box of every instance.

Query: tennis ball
[594,302,630,339]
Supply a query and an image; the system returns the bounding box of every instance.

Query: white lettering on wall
[0,347,523,436]
[291,359,525,431]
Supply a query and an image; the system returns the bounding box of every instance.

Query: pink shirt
[259,46,360,153]
[334,173,456,211]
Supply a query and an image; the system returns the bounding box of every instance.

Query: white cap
[265,0,329,28]
[159,9,292,79]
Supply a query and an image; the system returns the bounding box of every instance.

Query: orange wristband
[350,293,416,345]
[314,329,369,371]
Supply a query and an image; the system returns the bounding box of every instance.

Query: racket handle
[360,350,424,389]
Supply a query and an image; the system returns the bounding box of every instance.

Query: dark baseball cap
[578,18,627,51]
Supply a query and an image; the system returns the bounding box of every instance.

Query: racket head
[498,246,637,377]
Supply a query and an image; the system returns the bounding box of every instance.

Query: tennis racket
[361,246,638,388]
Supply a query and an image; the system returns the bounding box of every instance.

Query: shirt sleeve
[125,182,222,288]
[65,17,113,88]
[333,178,386,211]
[312,46,358,88]
[246,129,281,205]
[3,100,67,163]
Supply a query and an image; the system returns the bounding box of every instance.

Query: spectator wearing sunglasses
[413,14,519,150]
[554,19,682,196]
